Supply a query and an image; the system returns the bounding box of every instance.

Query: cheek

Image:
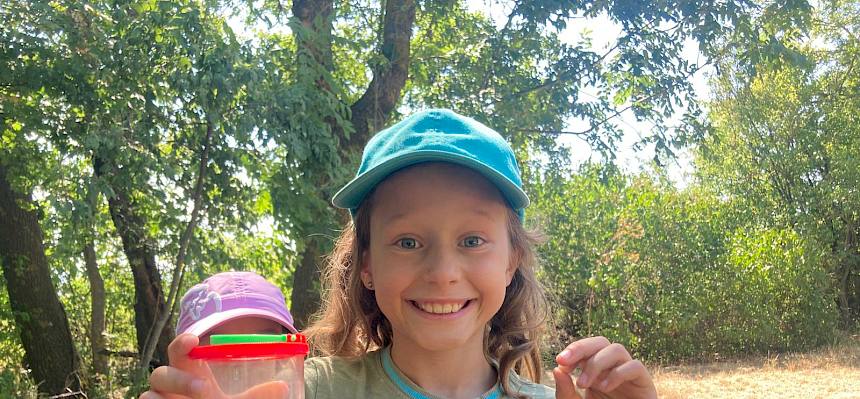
[477,250,515,294]
[366,253,406,303]
[372,281,406,322]
[373,267,411,297]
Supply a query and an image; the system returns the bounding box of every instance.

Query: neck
[389,333,497,399]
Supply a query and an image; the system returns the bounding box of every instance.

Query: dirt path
[543,335,860,398]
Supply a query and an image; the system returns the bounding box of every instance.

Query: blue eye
[462,236,484,248]
[397,238,419,249]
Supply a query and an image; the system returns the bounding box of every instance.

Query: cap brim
[332,151,529,211]
[184,308,298,336]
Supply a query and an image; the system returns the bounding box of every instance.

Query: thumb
[553,367,583,399]
[233,381,290,399]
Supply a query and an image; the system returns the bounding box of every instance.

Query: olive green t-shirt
[304,347,555,399]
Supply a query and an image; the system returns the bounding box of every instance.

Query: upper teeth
[416,301,466,314]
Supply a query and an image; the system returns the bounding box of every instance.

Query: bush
[533,164,841,362]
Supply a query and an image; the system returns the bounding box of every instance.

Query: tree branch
[348,0,417,150]
[137,119,214,374]
[494,41,621,106]
[515,129,591,136]
[528,60,713,138]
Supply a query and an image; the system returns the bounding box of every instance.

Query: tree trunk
[348,0,416,147]
[0,164,82,395]
[93,156,173,366]
[290,237,324,329]
[289,0,416,327]
[838,219,859,325]
[84,242,108,377]
[288,0,335,329]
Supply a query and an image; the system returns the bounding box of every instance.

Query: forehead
[369,163,509,222]
[207,317,284,335]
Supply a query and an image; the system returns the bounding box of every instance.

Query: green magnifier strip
[210,334,294,345]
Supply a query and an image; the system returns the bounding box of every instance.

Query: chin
[412,332,476,352]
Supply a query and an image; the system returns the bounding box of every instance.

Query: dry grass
[544,335,860,398]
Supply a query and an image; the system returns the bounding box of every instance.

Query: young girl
[141,109,656,399]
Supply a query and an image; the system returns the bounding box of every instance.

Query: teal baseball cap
[332,108,529,219]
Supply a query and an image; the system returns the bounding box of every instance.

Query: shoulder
[304,350,404,399]
[305,352,371,378]
[504,371,555,399]
[305,352,379,386]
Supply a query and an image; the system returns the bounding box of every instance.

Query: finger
[165,334,218,384]
[139,391,166,399]
[140,390,190,399]
[149,365,206,398]
[594,359,650,393]
[577,343,631,389]
[235,381,290,399]
[168,334,200,369]
[553,367,582,399]
[555,336,611,370]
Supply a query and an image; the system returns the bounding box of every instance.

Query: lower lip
[409,300,474,320]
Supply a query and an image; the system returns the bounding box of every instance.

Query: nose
[422,246,461,286]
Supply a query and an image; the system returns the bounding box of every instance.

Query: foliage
[696,0,860,324]
[0,278,32,396]
[1,0,853,394]
[533,164,840,362]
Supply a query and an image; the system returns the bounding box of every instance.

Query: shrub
[533,164,840,362]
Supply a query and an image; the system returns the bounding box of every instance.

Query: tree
[276,0,416,328]
[0,164,82,395]
[2,0,287,382]
[273,0,814,325]
[0,0,822,391]
[695,0,860,324]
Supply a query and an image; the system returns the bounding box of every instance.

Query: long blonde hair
[304,196,549,397]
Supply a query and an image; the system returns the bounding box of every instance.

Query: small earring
[365,281,374,290]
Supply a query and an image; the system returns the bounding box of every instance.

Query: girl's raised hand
[139,333,289,399]
[552,336,656,399]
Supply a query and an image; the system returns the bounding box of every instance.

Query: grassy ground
[544,334,860,398]
[4,335,858,397]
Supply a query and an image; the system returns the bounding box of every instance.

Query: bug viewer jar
[189,334,309,399]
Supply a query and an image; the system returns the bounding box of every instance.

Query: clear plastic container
[189,334,308,399]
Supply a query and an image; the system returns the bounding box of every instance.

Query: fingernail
[558,350,571,362]
[599,379,609,390]
[190,379,205,393]
[577,372,589,387]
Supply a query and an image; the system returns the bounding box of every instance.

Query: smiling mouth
[409,300,473,314]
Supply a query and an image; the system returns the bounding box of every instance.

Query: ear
[360,250,374,288]
[505,249,520,287]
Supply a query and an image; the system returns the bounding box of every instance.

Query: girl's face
[199,317,285,345]
[362,163,517,354]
